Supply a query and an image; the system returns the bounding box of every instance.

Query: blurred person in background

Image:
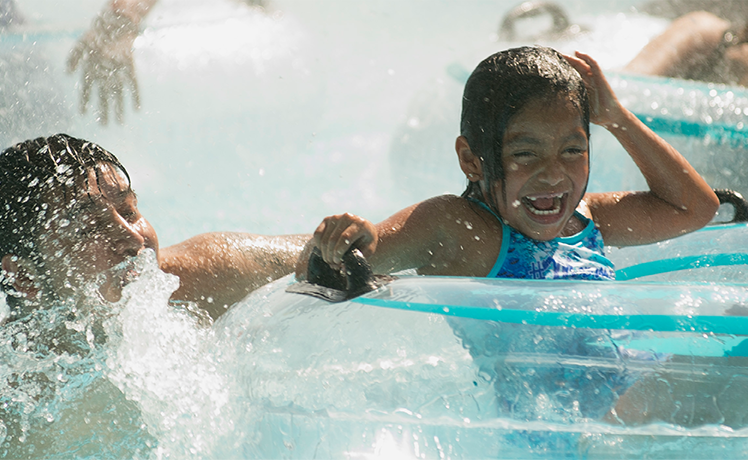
[68,0,268,125]
[625,10,748,86]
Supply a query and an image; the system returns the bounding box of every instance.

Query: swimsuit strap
[467,197,502,221]
[465,198,510,277]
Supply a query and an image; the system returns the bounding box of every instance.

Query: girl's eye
[510,151,536,163]
[562,148,586,158]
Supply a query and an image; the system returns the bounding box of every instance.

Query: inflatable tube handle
[714,189,748,223]
[499,1,570,40]
[287,248,394,302]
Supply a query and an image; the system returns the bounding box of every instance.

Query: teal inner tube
[353,296,748,335]
[615,252,748,280]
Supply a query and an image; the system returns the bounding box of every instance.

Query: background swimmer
[625,10,748,86]
[68,0,268,124]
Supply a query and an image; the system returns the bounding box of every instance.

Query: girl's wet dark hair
[0,133,130,262]
[460,46,590,211]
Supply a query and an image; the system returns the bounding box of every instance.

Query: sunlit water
[3,0,748,458]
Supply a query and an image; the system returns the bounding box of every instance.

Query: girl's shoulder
[413,195,504,277]
[418,195,501,228]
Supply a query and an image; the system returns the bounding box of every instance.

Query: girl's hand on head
[564,51,624,128]
[314,213,378,267]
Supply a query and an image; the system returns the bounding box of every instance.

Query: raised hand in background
[67,0,157,125]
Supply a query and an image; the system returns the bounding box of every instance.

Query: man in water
[0,133,308,456]
[0,133,306,322]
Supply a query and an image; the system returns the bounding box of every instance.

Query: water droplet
[512,200,521,208]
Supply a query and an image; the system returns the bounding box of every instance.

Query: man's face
[33,162,159,303]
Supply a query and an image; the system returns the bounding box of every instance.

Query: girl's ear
[1,255,40,301]
[456,136,482,182]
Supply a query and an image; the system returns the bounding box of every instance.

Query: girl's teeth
[524,194,563,215]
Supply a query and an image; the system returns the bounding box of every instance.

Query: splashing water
[4,0,748,457]
[0,250,243,458]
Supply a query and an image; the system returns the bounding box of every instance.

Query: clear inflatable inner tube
[214,212,748,458]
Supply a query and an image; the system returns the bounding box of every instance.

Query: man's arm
[159,232,308,320]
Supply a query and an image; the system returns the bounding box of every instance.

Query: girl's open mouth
[522,192,565,216]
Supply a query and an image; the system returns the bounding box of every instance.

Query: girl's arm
[295,196,474,278]
[566,51,719,247]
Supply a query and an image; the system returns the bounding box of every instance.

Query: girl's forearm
[605,107,718,222]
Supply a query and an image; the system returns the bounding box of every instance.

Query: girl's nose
[537,160,565,186]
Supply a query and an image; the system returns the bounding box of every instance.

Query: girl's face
[491,96,589,241]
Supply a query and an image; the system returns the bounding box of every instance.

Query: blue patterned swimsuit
[448,201,628,427]
[473,200,616,281]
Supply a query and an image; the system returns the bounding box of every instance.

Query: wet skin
[492,95,589,241]
[1,160,307,321]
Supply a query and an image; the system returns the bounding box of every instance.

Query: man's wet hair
[0,133,130,265]
[460,46,590,211]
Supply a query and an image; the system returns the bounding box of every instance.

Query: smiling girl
[297,46,719,281]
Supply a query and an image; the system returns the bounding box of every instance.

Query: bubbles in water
[0,250,243,458]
